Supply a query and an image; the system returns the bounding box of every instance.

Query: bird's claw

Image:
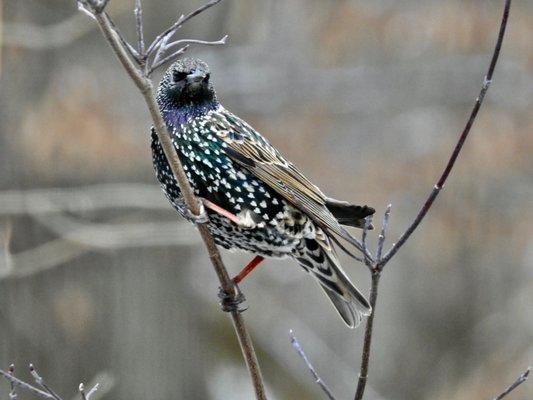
[218,283,247,313]
[185,203,209,224]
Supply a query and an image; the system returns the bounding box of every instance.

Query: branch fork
[77,0,226,76]
[290,1,520,400]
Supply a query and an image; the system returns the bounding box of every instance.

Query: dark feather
[211,107,374,249]
[325,198,375,229]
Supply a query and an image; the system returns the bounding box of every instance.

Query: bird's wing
[209,108,361,248]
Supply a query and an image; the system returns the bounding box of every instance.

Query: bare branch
[492,367,530,400]
[78,384,88,400]
[290,330,337,400]
[104,12,140,61]
[380,0,512,267]
[78,1,267,398]
[134,0,145,55]
[353,272,380,400]
[85,384,99,400]
[151,31,174,70]
[375,205,391,263]
[361,216,373,269]
[164,35,228,51]
[146,0,223,56]
[148,35,227,74]
[29,364,62,400]
[69,372,114,400]
[352,2,513,400]
[0,368,55,399]
[148,45,189,75]
[8,364,17,400]
[2,366,112,400]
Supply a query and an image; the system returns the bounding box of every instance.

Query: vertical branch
[354,206,389,400]
[361,216,373,269]
[134,0,144,55]
[354,272,379,400]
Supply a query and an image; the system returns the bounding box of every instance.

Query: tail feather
[325,198,375,229]
[296,238,371,329]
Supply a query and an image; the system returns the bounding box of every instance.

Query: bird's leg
[201,199,256,229]
[217,256,264,313]
[232,255,265,284]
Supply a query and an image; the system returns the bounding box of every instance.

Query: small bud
[8,364,14,373]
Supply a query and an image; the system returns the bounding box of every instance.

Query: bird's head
[157,58,217,110]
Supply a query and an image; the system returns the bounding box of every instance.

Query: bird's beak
[186,70,205,84]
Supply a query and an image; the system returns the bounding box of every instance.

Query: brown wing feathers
[214,109,375,245]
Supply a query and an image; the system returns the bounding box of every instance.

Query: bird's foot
[218,283,247,313]
[185,203,209,224]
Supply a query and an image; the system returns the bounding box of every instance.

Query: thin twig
[290,330,337,400]
[0,369,55,399]
[148,35,227,74]
[375,205,391,263]
[151,31,173,70]
[145,0,223,56]
[379,0,512,268]
[134,0,144,55]
[492,367,530,400]
[353,272,380,400]
[103,11,139,61]
[78,1,267,399]
[78,384,88,400]
[30,364,62,400]
[361,216,373,269]
[148,45,189,75]
[85,383,99,400]
[164,35,228,51]
[8,364,17,400]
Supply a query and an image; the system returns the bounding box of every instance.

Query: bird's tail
[294,237,371,328]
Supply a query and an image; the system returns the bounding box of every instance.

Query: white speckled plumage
[151,58,375,327]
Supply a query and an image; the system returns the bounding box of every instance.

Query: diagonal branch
[147,45,189,74]
[379,0,512,269]
[352,2,513,400]
[290,330,337,400]
[0,368,55,399]
[492,367,530,400]
[77,1,266,399]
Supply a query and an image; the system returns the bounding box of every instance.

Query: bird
[151,58,375,328]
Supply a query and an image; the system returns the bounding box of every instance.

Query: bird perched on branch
[151,58,375,328]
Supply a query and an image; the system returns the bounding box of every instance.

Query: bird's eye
[172,71,188,83]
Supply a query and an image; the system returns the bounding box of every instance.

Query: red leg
[232,255,265,284]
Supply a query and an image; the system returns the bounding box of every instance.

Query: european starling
[152,58,375,328]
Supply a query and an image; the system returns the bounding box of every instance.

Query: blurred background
[0,0,531,399]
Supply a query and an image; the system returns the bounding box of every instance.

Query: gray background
[0,0,531,399]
